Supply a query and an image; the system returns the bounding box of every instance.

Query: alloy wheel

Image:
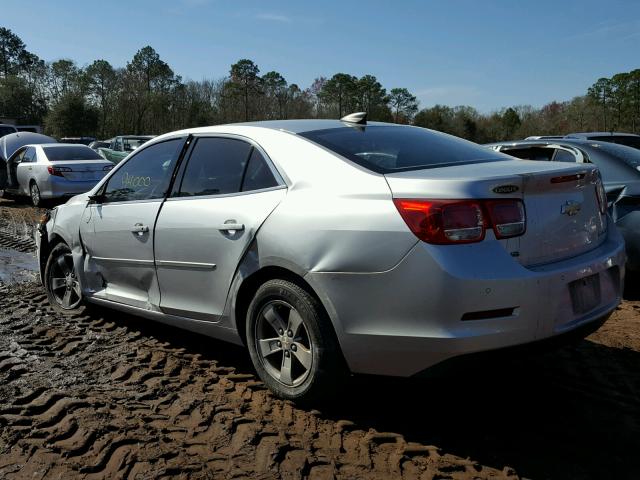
[255,300,313,386]
[30,183,40,206]
[48,252,82,309]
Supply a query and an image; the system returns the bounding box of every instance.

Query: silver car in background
[1,144,114,206]
[37,116,625,402]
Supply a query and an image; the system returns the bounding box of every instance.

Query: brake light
[595,172,607,215]
[484,200,526,239]
[394,198,526,244]
[47,166,72,177]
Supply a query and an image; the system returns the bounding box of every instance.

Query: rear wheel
[44,243,83,312]
[30,181,41,207]
[246,279,346,403]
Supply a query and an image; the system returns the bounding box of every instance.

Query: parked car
[97,135,155,164]
[488,138,640,271]
[37,116,624,401]
[60,137,96,146]
[524,135,564,140]
[0,143,114,206]
[88,139,112,152]
[1,132,57,194]
[0,124,18,139]
[565,132,640,149]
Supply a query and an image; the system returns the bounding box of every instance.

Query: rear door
[80,137,185,307]
[154,136,286,320]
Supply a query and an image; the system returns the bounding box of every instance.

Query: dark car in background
[60,137,96,146]
[0,124,18,139]
[488,138,640,271]
[565,132,640,150]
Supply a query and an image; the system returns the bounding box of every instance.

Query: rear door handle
[132,223,149,235]
[218,221,244,233]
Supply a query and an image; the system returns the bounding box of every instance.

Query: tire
[246,279,346,403]
[44,243,84,313]
[30,181,41,207]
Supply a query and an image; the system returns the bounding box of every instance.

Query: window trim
[170,133,285,200]
[97,136,188,205]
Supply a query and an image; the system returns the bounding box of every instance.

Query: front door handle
[218,221,245,234]
[132,223,149,235]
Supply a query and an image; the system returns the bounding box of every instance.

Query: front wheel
[246,279,346,403]
[44,243,84,312]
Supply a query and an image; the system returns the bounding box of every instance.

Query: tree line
[0,26,638,142]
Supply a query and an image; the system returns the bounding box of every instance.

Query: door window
[241,148,278,191]
[177,137,252,197]
[22,147,37,163]
[113,138,123,151]
[102,138,184,203]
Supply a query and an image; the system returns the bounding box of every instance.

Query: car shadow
[91,305,639,480]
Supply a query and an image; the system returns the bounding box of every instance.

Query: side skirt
[86,296,244,346]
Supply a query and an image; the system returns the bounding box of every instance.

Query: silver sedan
[2,144,114,206]
[36,116,625,401]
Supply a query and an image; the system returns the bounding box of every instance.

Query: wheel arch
[232,264,345,368]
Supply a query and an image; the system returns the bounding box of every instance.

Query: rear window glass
[43,146,103,161]
[590,142,640,169]
[299,126,506,173]
[590,136,640,149]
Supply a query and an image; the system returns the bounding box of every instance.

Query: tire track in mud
[0,284,519,479]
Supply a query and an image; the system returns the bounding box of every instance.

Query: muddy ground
[0,199,638,479]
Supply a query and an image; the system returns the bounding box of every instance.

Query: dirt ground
[0,200,638,479]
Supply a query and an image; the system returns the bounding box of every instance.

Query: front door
[154,137,285,320]
[81,137,185,308]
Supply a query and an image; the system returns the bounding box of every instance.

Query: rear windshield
[589,135,640,149]
[590,142,640,169]
[299,125,506,173]
[43,145,103,161]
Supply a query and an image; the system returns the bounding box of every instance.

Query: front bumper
[616,210,640,272]
[307,220,625,377]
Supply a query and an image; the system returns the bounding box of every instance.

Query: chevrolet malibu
[36,115,625,401]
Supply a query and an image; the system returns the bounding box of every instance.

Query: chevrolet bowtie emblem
[561,200,581,216]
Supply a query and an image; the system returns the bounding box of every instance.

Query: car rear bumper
[41,178,103,199]
[306,219,625,377]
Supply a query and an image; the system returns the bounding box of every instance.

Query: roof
[230,119,392,134]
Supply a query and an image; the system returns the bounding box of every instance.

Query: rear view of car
[28,144,114,205]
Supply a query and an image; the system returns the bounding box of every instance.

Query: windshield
[589,135,640,150]
[43,145,104,161]
[123,137,151,152]
[299,125,506,173]
[590,142,640,169]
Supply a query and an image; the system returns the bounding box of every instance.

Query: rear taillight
[484,200,526,239]
[595,172,607,215]
[394,198,526,245]
[47,166,72,177]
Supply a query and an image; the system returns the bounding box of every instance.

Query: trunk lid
[385,159,607,267]
[49,160,112,182]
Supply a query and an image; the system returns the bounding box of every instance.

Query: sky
[2,0,640,113]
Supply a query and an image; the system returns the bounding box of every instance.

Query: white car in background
[1,143,114,206]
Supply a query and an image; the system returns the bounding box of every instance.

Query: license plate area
[569,273,601,314]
